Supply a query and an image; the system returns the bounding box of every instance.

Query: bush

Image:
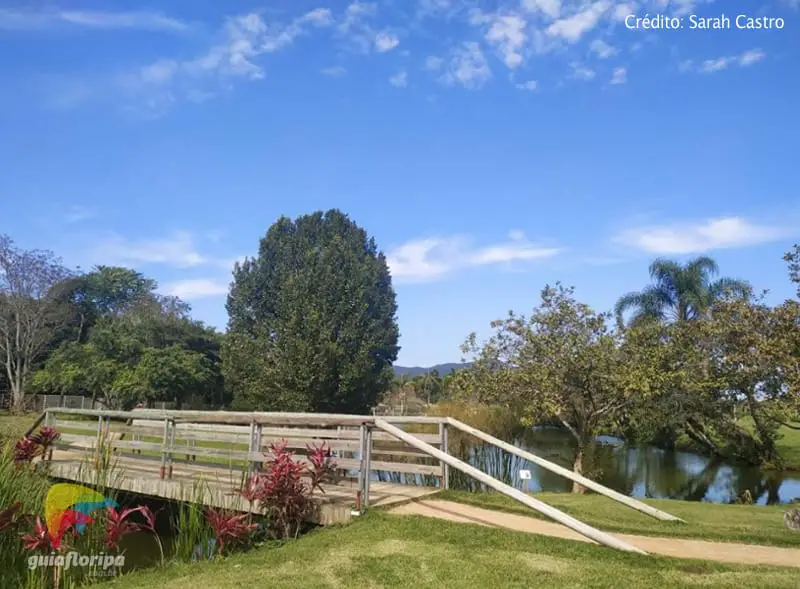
[236,441,336,539]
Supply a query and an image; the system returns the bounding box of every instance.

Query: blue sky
[1,0,798,366]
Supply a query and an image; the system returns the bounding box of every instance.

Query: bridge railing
[34,408,450,506]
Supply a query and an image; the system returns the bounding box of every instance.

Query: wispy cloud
[163,279,229,300]
[375,31,400,52]
[321,65,348,77]
[476,13,528,69]
[0,8,190,32]
[389,70,408,87]
[93,231,209,268]
[569,62,596,81]
[516,79,538,91]
[681,48,767,74]
[615,217,787,254]
[387,231,561,283]
[589,39,617,59]
[610,66,627,85]
[545,1,609,43]
[64,205,97,224]
[440,42,492,89]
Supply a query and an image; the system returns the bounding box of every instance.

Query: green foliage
[31,266,225,409]
[615,256,751,327]
[459,283,640,480]
[225,209,399,414]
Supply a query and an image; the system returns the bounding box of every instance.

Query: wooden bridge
[27,408,684,554]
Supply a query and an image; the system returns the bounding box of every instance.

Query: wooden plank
[446,418,684,523]
[44,407,447,427]
[374,419,646,555]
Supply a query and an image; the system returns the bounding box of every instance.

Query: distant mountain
[392,362,471,377]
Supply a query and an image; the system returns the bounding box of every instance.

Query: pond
[455,427,800,504]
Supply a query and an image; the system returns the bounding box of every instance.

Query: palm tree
[615,256,751,327]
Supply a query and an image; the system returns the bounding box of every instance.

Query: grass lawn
[776,426,800,471]
[439,490,800,548]
[103,511,799,589]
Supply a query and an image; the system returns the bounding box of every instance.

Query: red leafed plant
[236,441,336,539]
[14,437,39,465]
[21,511,92,552]
[30,426,60,458]
[14,427,60,466]
[104,506,149,551]
[204,507,257,554]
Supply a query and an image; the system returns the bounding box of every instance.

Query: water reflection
[462,427,800,504]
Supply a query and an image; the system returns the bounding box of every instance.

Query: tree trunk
[572,446,586,494]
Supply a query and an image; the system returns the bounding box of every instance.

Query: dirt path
[389,499,800,569]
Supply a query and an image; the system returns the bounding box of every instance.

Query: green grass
[438,490,800,548]
[775,426,800,471]
[102,511,800,589]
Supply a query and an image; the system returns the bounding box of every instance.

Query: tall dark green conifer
[224,210,399,413]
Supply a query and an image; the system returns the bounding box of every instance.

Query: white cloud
[569,62,596,80]
[321,65,348,77]
[0,8,189,32]
[610,66,627,84]
[484,14,527,69]
[440,42,492,89]
[546,1,610,43]
[389,70,408,87]
[615,217,786,254]
[64,206,97,224]
[375,31,400,52]
[590,39,617,59]
[93,231,208,268]
[163,279,229,300]
[337,2,378,52]
[425,56,444,70]
[521,0,562,19]
[700,57,729,73]
[387,231,561,283]
[303,8,334,27]
[739,48,766,66]
[613,2,637,21]
[682,48,766,74]
[516,79,538,90]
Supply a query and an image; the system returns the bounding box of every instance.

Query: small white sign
[519,469,532,480]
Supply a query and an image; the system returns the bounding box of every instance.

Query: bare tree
[0,235,73,411]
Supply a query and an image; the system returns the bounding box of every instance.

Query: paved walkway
[389,499,800,569]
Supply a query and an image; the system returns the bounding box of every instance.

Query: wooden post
[254,423,263,471]
[363,426,373,509]
[356,423,367,511]
[167,419,176,479]
[246,420,256,478]
[439,422,449,489]
[94,415,104,464]
[446,418,683,523]
[159,419,169,479]
[374,419,647,554]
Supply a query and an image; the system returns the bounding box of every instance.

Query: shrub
[235,441,336,539]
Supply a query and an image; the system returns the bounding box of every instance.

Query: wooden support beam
[374,419,647,554]
[446,418,684,523]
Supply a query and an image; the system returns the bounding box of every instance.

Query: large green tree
[32,267,225,409]
[224,210,399,413]
[615,256,751,327]
[459,284,644,490]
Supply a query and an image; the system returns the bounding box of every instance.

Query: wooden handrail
[40,407,447,427]
[374,418,647,554]
[446,418,684,523]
